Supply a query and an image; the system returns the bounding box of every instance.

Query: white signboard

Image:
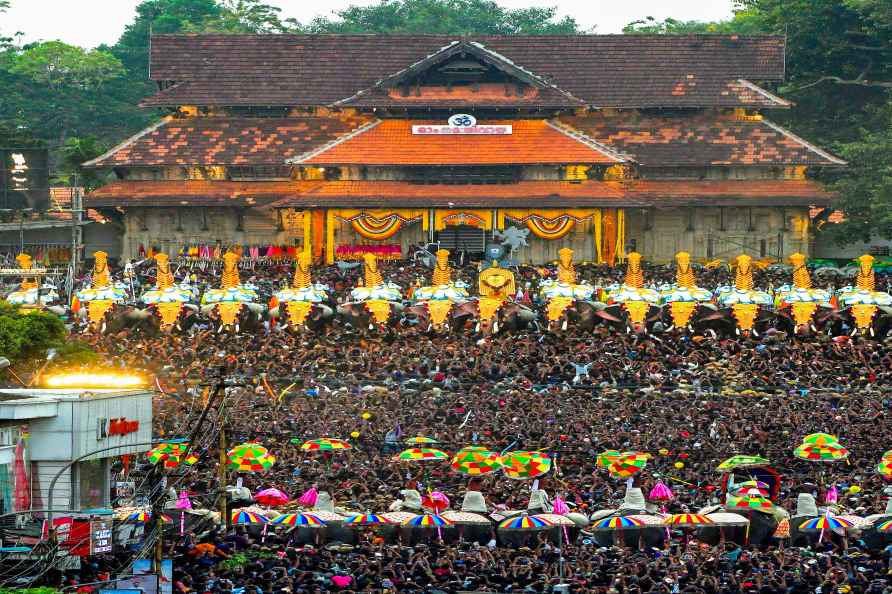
[412,114,512,135]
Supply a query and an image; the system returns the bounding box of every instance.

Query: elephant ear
[697,308,729,322]
[595,307,623,323]
[646,305,663,323]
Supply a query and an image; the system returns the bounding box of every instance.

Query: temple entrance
[436,224,486,254]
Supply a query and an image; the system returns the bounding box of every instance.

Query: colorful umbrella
[402,514,452,528]
[344,513,392,526]
[147,442,199,468]
[501,451,552,480]
[396,448,450,462]
[882,449,892,460]
[799,515,853,531]
[498,515,553,530]
[126,511,152,523]
[300,438,352,451]
[597,450,623,468]
[380,511,420,524]
[450,446,503,476]
[773,518,791,539]
[269,513,326,527]
[231,510,269,525]
[802,433,839,446]
[877,459,892,479]
[254,488,290,506]
[793,443,849,462]
[733,481,770,497]
[440,511,491,525]
[532,513,575,527]
[726,495,774,511]
[704,512,750,526]
[875,520,892,533]
[405,436,439,445]
[716,455,770,471]
[649,481,674,502]
[594,516,646,530]
[607,452,648,479]
[664,514,714,527]
[227,443,276,471]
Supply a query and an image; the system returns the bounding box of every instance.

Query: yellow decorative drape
[616,209,626,264]
[434,209,494,231]
[303,210,312,257]
[593,209,602,264]
[325,209,336,264]
[499,208,603,243]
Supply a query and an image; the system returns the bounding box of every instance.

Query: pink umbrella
[297,486,318,507]
[649,481,674,502]
[552,496,570,515]
[255,488,290,506]
[175,490,193,510]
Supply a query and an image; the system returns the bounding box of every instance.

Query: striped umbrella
[344,513,392,526]
[405,436,439,445]
[231,510,269,525]
[726,495,774,511]
[664,514,714,527]
[875,520,892,533]
[798,515,853,531]
[300,438,352,452]
[734,480,770,495]
[440,511,491,525]
[594,516,646,530]
[793,443,849,462]
[395,448,450,462]
[380,511,419,524]
[269,513,326,527]
[402,514,452,528]
[501,451,552,480]
[533,513,575,527]
[450,446,502,476]
[498,515,553,530]
[802,433,839,446]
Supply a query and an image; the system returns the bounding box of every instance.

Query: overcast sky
[1,0,736,48]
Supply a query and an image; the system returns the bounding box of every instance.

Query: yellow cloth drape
[434,210,494,231]
[497,209,601,229]
[302,211,312,257]
[333,209,428,230]
[593,209,602,264]
[325,209,335,264]
[616,209,626,264]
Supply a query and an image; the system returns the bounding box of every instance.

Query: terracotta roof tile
[294,119,623,166]
[143,34,787,108]
[86,179,832,209]
[562,112,844,167]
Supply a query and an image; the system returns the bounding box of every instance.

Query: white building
[0,389,152,515]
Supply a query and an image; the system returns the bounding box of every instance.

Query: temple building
[84,34,843,264]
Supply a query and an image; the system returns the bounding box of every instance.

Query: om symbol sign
[448,113,476,127]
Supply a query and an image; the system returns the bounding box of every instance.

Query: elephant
[451,299,536,335]
[199,302,266,333]
[558,300,614,332]
[144,302,201,332]
[99,305,158,335]
[337,301,405,331]
[598,302,664,334]
[839,304,892,338]
[270,301,335,332]
[690,306,782,338]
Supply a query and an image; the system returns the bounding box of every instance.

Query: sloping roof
[86,179,832,209]
[562,112,846,167]
[290,119,625,166]
[83,116,371,168]
[143,34,787,108]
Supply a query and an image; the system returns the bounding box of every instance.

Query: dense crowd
[61,259,892,593]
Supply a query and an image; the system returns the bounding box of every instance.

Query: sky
[1,0,736,48]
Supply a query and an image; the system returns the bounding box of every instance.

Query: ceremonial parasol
[300,438,352,451]
[704,512,750,527]
[402,514,452,528]
[227,443,276,472]
[593,516,645,530]
[534,513,575,527]
[875,520,892,533]
[802,433,839,446]
[664,514,714,527]
[126,511,152,523]
[451,446,502,475]
[255,488,290,506]
[147,442,199,468]
[307,511,345,522]
[607,452,648,479]
[231,510,269,525]
[877,459,892,479]
[405,436,439,445]
[344,513,392,526]
[726,495,774,511]
[501,451,552,480]
[773,518,791,539]
[732,480,770,497]
[798,515,854,531]
[596,450,623,468]
[498,515,553,530]
[395,448,450,462]
[716,455,770,472]
[270,513,326,527]
[380,512,419,524]
[793,443,849,462]
[649,481,674,502]
[440,511,491,525]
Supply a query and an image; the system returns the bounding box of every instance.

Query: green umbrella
[716,455,770,472]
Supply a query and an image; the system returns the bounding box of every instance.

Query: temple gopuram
[85,34,844,264]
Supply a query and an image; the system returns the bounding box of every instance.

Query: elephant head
[432,249,452,286]
[856,254,875,291]
[92,250,111,289]
[557,247,576,284]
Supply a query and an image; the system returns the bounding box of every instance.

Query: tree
[54,136,111,191]
[306,0,583,35]
[0,303,66,365]
[623,16,760,34]
[185,0,301,33]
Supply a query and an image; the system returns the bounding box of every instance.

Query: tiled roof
[562,112,846,167]
[292,119,624,166]
[336,83,583,109]
[86,179,832,209]
[83,116,370,168]
[143,34,787,108]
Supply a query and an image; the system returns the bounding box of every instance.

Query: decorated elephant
[200,250,266,333]
[3,253,66,316]
[269,252,334,331]
[713,254,775,336]
[659,251,716,332]
[539,248,599,331]
[602,252,662,333]
[774,253,835,335]
[461,261,536,335]
[140,253,199,331]
[402,249,470,331]
[337,253,403,331]
[836,255,892,337]
[72,251,129,332]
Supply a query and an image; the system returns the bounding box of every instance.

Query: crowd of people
[57,257,892,593]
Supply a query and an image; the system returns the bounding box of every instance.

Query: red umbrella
[254,488,290,506]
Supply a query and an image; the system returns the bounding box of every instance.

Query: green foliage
[217,552,249,571]
[10,42,124,90]
[53,137,112,191]
[184,0,302,33]
[47,341,101,369]
[623,16,760,34]
[0,303,66,364]
[306,0,583,35]
[0,588,61,594]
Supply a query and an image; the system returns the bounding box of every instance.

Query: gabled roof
[143,34,787,109]
[288,119,627,166]
[333,40,585,108]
